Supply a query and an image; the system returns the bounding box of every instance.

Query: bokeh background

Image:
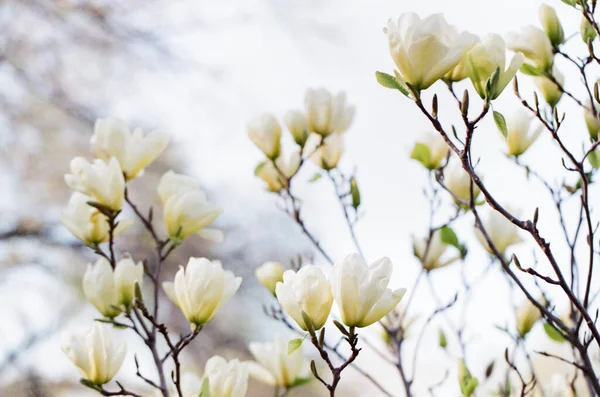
[1,0,594,396]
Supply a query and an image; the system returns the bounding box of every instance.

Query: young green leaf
[350,177,361,209]
[440,226,460,248]
[493,111,508,138]
[198,377,211,397]
[543,322,566,343]
[410,143,432,169]
[439,329,447,348]
[288,335,308,355]
[520,64,544,76]
[375,71,410,96]
[308,173,322,182]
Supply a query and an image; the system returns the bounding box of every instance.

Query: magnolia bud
[114,258,144,308]
[284,110,309,147]
[516,297,546,337]
[506,27,553,72]
[581,17,597,44]
[584,101,600,141]
[443,162,480,205]
[248,114,282,159]
[501,109,542,157]
[255,261,285,295]
[539,4,564,47]
[310,133,344,170]
[304,88,354,136]
[535,66,564,108]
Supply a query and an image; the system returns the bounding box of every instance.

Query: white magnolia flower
[255,261,285,295]
[411,131,449,170]
[204,356,249,397]
[506,26,553,71]
[65,157,125,212]
[304,88,355,136]
[91,117,169,180]
[275,265,333,331]
[248,113,282,159]
[310,133,344,170]
[535,65,564,108]
[159,373,205,397]
[475,207,523,255]
[61,323,126,385]
[158,171,223,242]
[385,13,476,91]
[516,296,545,337]
[467,33,524,100]
[61,193,132,245]
[444,35,480,82]
[284,110,309,146]
[83,257,144,317]
[545,374,575,397]
[501,109,543,157]
[413,230,458,271]
[443,162,480,204]
[163,257,242,328]
[539,4,564,47]
[248,337,309,387]
[331,254,406,328]
[255,152,301,193]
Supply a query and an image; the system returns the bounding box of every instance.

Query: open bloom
[163,257,242,328]
[535,65,564,108]
[411,131,449,170]
[443,162,480,204]
[310,133,344,170]
[83,257,144,317]
[467,34,524,100]
[248,337,309,387]
[275,265,333,331]
[204,356,249,397]
[61,193,132,245]
[284,110,309,147]
[91,117,169,180]
[413,230,458,271]
[304,88,355,136]
[501,109,543,157]
[506,26,553,71]
[516,297,546,337]
[475,207,523,255]
[65,157,125,211]
[255,261,285,295]
[331,254,406,328]
[385,13,476,91]
[158,171,223,242]
[61,323,126,385]
[444,35,479,82]
[255,152,301,193]
[248,114,282,159]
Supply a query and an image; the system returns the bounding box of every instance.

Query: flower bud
[248,114,282,159]
[65,157,125,212]
[584,101,600,141]
[501,109,542,157]
[255,261,285,295]
[204,356,249,397]
[331,254,406,328]
[310,133,344,170]
[275,265,333,331]
[475,207,523,255]
[443,162,480,205]
[61,193,132,245]
[254,152,301,193]
[83,258,121,318]
[114,258,144,307]
[91,117,169,180]
[506,26,553,72]
[535,65,564,108]
[458,359,479,397]
[539,4,564,47]
[163,257,242,328]
[284,110,309,147]
[248,337,309,387]
[61,323,126,385]
[410,131,449,170]
[516,296,546,337]
[581,17,597,44]
[304,88,354,136]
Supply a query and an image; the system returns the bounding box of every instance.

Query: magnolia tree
[59,1,600,396]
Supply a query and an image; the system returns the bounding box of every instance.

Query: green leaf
[462,377,479,397]
[375,71,410,96]
[288,335,307,355]
[589,150,600,169]
[560,0,577,6]
[198,377,210,397]
[458,360,479,397]
[485,66,501,99]
[290,377,313,388]
[410,143,432,169]
[493,111,508,138]
[439,329,447,348]
[440,226,460,248]
[543,322,566,343]
[520,64,544,76]
[350,177,361,209]
[79,379,101,391]
[308,173,322,182]
[254,161,266,176]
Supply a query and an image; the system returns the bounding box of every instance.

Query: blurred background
[0,0,594,396]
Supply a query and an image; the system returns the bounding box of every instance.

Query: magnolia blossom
[163,257,242,328]
[204,356,249,397]
[83,257,144,317]
[385,13,476,91]
[255,261,285,295]
[584,101,600,141]
[506,26,553,71]
[535,65,564,108]
[284,110,309,147]
[158,171,223,241]
[444,35,479,82]
[413,230,458,271]
[248,337,309,387]
[516,297,545,337]
[275,265,333,331]
[466,34,524,100]
[411,131,449,170]
[539,4,564,47]
[61,193,132,245]
[91,117,169,180]
[475,207,523,255]
[61,323,126,385]
[310,133,344,170]
[248,113,282,159]
[443,162,480,204]
[331,254,406,328]
[304,88,355,136]
[255,152,301,193]
[501,109,543,157]
[65,157,125,211]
